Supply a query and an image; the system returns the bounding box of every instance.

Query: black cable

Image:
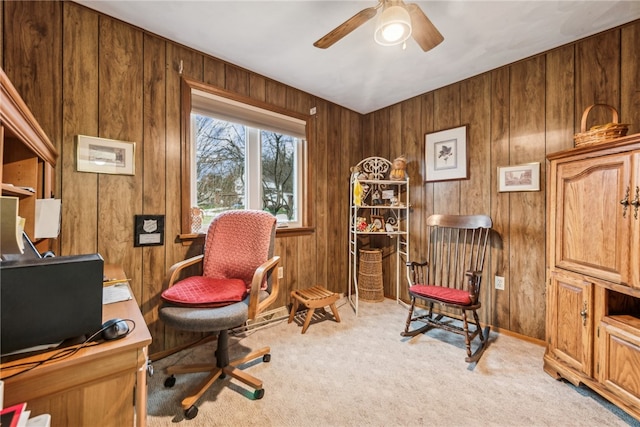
[1,318,136,380]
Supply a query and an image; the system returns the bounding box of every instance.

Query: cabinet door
[553,152,632,285]
[632,153,640,289]
[547,271,594,376]
[598,316,640,412]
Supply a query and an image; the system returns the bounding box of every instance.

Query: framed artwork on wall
[425,125,468,182]
[497,162,541,192]
[76,135,136,175]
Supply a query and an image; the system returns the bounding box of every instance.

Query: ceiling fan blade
[313,6,378,49]
[406,3,444,52]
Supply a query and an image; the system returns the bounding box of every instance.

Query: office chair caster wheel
[263,354,271,363]
[254,388,265,399]
[164,375,176,388]
[184,405,198,419]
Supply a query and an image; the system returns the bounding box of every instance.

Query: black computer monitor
[1,253,104,355]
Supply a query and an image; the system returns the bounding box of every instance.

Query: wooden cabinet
[1,67,58,244]
[545,133,640,421]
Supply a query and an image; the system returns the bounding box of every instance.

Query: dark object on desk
[0,231,42,261]
[101,318,129,340]
[0,253,104,355]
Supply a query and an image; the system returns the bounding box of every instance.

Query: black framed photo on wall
[134,215,165,247]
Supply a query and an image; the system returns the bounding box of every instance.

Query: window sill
[276,226,315,237]
[178,226,314,243]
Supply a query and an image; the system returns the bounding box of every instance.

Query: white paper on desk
[103,284,132,304]
[34,198,61,239]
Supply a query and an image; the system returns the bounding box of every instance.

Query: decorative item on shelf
[190,207,204,233]
[389,155,407,180]
[356,217,368,232]
[574,104,629,147]
[353,179,364,206]
[370,215,385,231]
[372,189,383,205]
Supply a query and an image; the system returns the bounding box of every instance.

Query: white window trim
[180,78,313,237]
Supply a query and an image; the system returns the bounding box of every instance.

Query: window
[181,79,310,235]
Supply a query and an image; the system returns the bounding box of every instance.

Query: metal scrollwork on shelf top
[357,157,391,180]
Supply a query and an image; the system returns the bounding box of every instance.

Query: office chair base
[164,345,271,413]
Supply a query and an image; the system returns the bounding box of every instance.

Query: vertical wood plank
[309,98,329,287]
[490,67,511,329]
[402,95,423,302]
[460,73,492,322]
[97,16,144,303]
[142,32,167,352]
[225,64,249,96]
[432,84,461,215]
[420,92,435,245]
[546,45,575,154]
[163,42,203,349]
[4,0,62,253]
[621,21,640,136]
[61,2,99,256]
[575,30,621,128]
[509,56,546,339]
[203,56,225,89]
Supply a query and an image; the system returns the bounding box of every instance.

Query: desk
[1,265,152,427]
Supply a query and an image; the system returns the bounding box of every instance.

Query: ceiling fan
[313,0,444,52]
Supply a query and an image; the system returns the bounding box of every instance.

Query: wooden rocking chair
[402,214,492,363]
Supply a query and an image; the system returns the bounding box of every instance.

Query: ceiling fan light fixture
[374,5,412,46]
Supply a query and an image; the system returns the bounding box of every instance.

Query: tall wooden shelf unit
[348,157,409,314]
[0,67,58,247]
[544,132,640,421]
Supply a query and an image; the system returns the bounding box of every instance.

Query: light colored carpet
[147,298,639,426]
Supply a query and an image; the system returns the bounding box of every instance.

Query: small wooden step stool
[288,285,341,334]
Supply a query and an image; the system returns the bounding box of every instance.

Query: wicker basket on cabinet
[574,104,628,147]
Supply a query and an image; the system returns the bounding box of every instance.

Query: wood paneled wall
[2,0,638,348]
[1,1,362,353]
[362,20,640,339]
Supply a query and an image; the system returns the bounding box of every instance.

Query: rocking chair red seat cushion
[409,284,472,306]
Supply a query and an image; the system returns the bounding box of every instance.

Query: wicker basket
[574,104,628,147]
[358,249,384,302]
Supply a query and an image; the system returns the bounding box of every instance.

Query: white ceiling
[75,1,640,114]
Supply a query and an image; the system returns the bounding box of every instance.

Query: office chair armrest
[163,254,205,288]
[247,255,281,319]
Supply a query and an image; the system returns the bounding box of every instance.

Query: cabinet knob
[580,301,588,326]
[620,186,630,218]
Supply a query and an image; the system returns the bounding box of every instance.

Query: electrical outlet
[277,267,284,279]
[495,275,505,290]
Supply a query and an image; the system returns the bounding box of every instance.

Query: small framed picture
[76,135,136,175]
[498,162,541,192]
[134,215,165,247]
[425,125,468,182]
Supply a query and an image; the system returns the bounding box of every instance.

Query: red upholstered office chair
[159,210,280,419]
